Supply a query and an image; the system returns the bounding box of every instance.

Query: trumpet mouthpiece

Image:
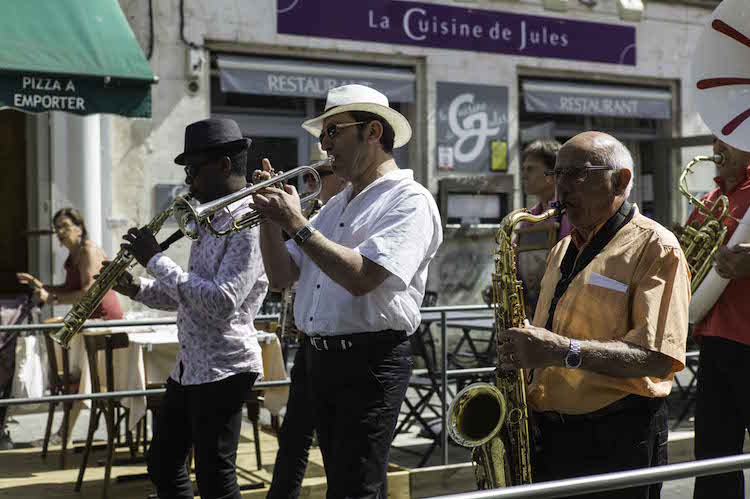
[713,153,726,165]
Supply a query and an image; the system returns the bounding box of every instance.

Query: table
[75,325,289,430]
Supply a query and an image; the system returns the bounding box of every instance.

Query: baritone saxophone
[51,196,192,348]
[447,205,563,489]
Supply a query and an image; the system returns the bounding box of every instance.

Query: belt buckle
[310,336,328,351]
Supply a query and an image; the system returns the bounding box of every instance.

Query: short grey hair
[585,135,635,199]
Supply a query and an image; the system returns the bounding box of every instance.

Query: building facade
[5,0,722,314]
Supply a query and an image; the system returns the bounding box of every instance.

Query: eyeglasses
[303,171,334,183]
[318,122,366,143]
[544,165,614,182]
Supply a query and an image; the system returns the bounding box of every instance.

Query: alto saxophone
[51,196,192,348]
[447,205,562,489]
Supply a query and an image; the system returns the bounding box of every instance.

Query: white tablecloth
[74,325,288,430]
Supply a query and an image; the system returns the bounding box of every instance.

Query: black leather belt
[535,394,657,424]
[306,330,407,352]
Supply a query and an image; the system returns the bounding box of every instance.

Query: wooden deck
[0,424,415,499]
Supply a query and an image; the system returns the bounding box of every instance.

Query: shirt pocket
[574,274,630,340]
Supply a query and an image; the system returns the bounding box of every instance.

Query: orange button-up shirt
[687,165,750,346]
[528,207,691,414]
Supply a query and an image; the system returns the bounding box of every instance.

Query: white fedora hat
[302,84,412,149]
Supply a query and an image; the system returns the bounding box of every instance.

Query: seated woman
[17,207,123,445]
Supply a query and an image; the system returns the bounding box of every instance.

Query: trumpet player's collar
[174,118,252,165]
[301,84,412,149]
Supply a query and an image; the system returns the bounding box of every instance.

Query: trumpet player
[110,118,268,499]
[267,153,347,499]
[689,136,750,499]
[499,132,690,498]
[252,84,443,499]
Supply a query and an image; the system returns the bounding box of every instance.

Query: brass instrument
[51,196,192,348]
[173,158,331,240]
[676,154,728,293]
[447,206,562,489]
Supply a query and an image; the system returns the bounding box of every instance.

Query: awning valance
[218,55,415,102]
[0,0,156,117]
[523,80,672,120]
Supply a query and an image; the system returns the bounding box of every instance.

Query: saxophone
[51,196,192,348]
[447,205,562,489]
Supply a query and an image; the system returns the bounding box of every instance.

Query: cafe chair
[42,329,81,468]
[75,332,135,499]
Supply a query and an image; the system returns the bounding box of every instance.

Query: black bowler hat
[174,118,251,165]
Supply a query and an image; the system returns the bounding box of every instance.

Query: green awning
[0,0,156,118]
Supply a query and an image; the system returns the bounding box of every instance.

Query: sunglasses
[318,122,366,143]
[303,171,335,183]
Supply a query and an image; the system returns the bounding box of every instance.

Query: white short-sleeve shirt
[286,166,442,336]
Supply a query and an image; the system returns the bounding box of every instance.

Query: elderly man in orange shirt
[499,131,690,498]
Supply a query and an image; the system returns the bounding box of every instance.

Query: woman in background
[17,207,123,446]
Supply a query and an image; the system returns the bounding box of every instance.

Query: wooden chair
[75,332,135,499]
[42,330,80,468]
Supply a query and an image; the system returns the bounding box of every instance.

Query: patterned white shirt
[135,199,268,385]
[286,165,443,336]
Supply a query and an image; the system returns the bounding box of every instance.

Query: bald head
[560,132,634,198]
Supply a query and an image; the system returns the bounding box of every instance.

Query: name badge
[589,272,628,293]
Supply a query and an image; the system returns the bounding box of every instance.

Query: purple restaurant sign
[277,0,636,66]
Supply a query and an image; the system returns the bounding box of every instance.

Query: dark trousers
[533,395,668,499]
[307,333,412,499]
[147,371,258,499]
[694,336,750,499]
[267,342,315,499]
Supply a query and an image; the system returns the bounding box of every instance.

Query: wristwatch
[293,224,317,246]
[564,338,582,369]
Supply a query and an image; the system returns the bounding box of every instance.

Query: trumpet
[173,157,332,240]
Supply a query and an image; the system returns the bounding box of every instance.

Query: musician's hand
[32,287,49,305]
[98,261,141,299]
[497,320,568,370]
[714,243,750,279]
[250,158,306,235]
[251,159,274,184]
[121,227,162,268]
[16,272,43,290]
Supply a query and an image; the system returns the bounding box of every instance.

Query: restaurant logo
[436,82,508,173]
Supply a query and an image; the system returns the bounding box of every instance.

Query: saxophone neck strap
[545,201,635,331]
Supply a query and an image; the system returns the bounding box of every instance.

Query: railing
[0,304,494,466]
[423,453,750,499]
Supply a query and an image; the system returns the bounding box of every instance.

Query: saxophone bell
[447,383,507,448]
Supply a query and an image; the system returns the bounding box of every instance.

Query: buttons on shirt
[316,284,321,289]
[309,317,313,321]
[339,223,344,227]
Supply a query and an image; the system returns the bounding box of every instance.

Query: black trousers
[267,342,315,499]
[533,395,668,499]
[307,333,412,499]
[694,336,750,499]
[147,371,258,499]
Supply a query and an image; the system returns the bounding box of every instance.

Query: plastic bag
[10,334,48,411]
